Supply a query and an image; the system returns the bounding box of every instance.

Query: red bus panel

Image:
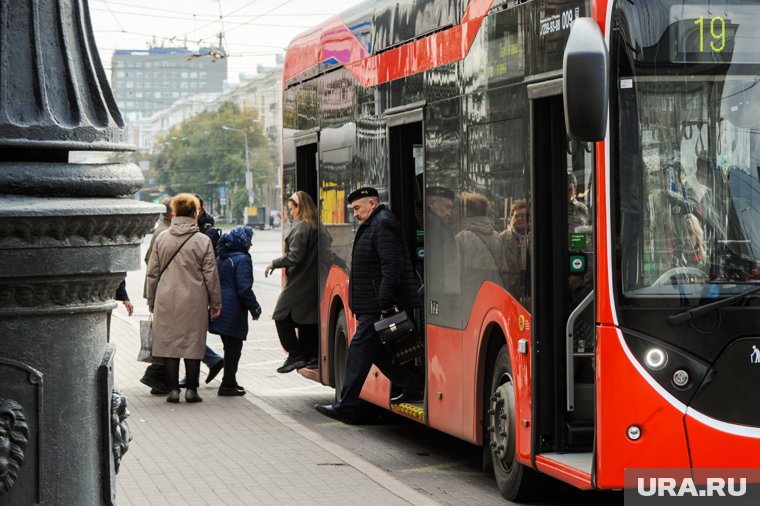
[595,325,691,488]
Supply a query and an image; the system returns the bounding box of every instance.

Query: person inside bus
[265,191,319,373]
[457,192,510,296]
[568,173,589,233]
[314,187,424,424]
[682,212,706,267]
[500,198,530,301]
[426,186,459,297]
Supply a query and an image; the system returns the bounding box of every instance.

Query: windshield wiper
[667,284,760,326]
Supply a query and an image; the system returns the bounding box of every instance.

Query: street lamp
[221,125,253,206]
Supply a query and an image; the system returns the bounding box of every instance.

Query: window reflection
[619,76,760,297]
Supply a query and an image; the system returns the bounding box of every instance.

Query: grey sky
[89,0,363,83]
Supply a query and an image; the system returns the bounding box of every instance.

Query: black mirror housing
[563,18,609,142]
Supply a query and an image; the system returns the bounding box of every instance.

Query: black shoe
[150,386,171,395]
[185,389,203,403]
[277,355,306,374]
[166,389,180,403]
[305,357,319,369]
[314,404,355,424]
[218,386,246,396]
[390,387,424,404]
[141,374,167,391]
[178,377,187,389]
[206,360,224,384]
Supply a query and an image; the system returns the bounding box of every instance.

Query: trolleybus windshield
[614,0,760,301]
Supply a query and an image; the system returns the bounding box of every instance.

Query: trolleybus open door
[526,16,608,483]
[293,128,320,206]
[531,86,597,481]
[292,128,320,382]
[386,103,427,419]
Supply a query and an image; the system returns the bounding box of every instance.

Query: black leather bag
[374,309,415,344]
[374,309,423,365]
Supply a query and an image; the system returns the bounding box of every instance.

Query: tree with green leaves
[154,102,275,222]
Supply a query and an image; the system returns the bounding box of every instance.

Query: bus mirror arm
[563,18,609,142]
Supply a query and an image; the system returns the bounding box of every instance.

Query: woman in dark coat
[208,226,262,396]
[265,191,319,373]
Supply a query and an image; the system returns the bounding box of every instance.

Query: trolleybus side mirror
[563,18,609,142]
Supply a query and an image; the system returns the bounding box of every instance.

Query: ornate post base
[0,167,160,505]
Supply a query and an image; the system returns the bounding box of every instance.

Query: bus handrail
[566,290,595,412]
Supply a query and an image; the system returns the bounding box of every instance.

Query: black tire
[332,310,349,403]
[487,345,540,501]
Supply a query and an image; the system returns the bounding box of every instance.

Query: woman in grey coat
[265,191,319,373]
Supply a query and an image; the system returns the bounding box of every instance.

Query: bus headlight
[644,348,667,370]
[623,332,710,406]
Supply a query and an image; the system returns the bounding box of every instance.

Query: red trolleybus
[282,0,760,499]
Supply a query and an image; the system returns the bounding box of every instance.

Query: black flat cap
[347,186,379,203]
[427,186,455,200]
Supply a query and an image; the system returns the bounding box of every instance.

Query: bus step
[390,402,425,422]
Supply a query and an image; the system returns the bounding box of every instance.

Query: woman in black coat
[209,226,262,396]
[265,191,319,373]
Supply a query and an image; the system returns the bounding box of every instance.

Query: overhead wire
[91,0,215,17]
[91,9,306,51]
[90,7,220,23]
[100,0,125,32]
[225,0,300,34]
[91,0,333,17]
[185,0,262,36]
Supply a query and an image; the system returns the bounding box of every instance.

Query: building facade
[148,64,283,152]
[110,47,227,122]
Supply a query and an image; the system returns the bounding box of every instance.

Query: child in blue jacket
[209,226,262,395]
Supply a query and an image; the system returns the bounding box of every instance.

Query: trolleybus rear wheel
[488,345,538,501]
[332,309,348,403]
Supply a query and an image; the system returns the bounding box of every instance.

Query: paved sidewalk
[111,303,438,505]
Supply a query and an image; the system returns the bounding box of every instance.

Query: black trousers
[163,357,200,391]
[220,335,244,388]
[335,313,420,410]
[275,316,317,359]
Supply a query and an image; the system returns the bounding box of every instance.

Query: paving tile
[111,279,435,506]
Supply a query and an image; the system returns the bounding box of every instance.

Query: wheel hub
[489,377,514,464]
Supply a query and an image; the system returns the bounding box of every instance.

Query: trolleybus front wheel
[332,309,348,403]
[488,345,538,501]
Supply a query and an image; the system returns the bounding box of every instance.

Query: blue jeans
[143,344,222,386]
[203,344,223,367]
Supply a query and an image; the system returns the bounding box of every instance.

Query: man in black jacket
[315,187,423,423]
[195,194,222,254]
